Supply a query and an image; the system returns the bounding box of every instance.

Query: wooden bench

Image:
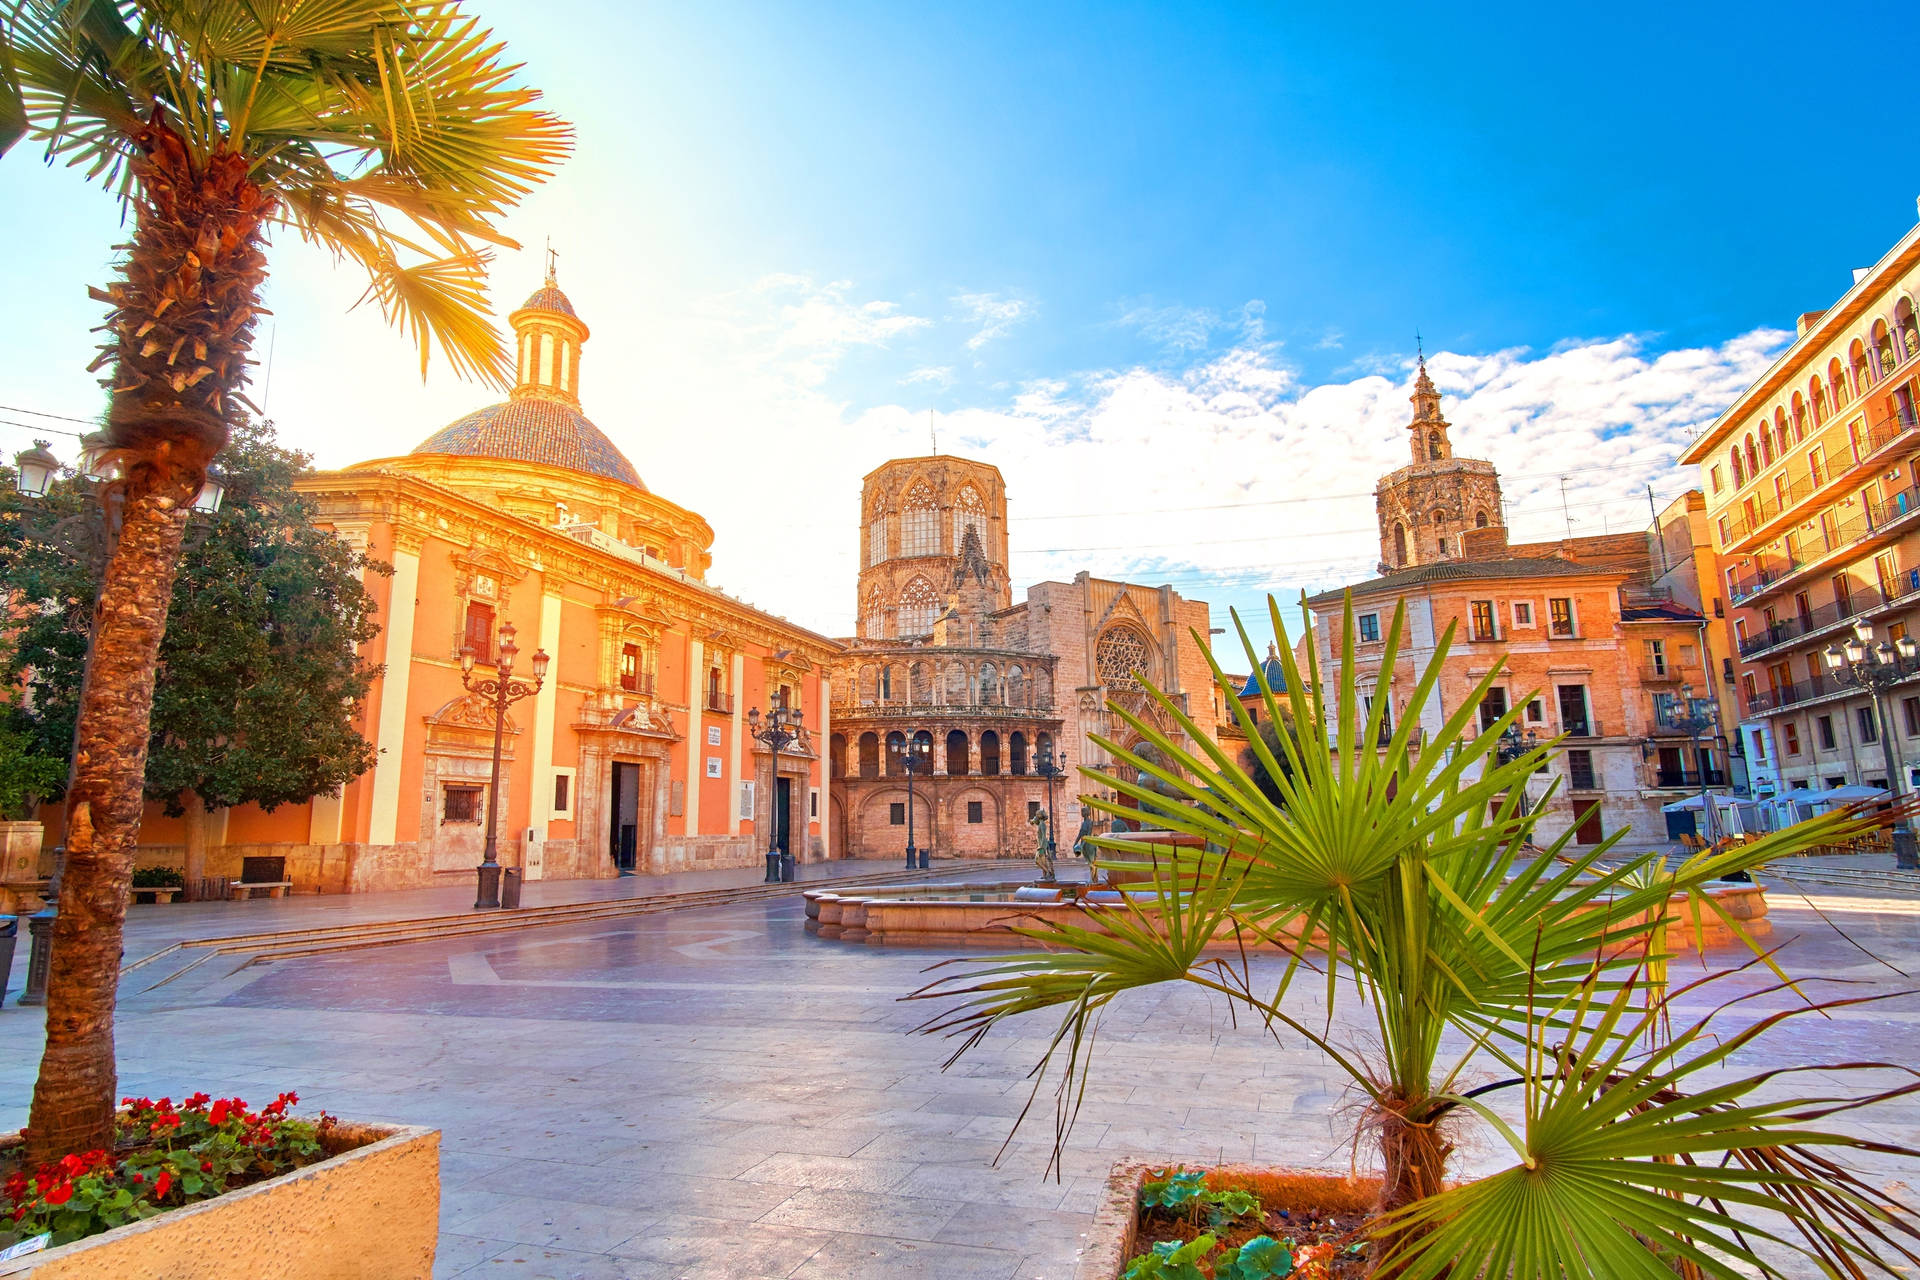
[227,855,292,900]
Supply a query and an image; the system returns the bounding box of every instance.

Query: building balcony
[1651,768,1729,789]
[1725,481,1920,607]
[704,691,733,714]
[1638,664,1686,684]
[828,699,1059,720]
[1562,719,1602,739]
[1736,567,1920,660]
[618,671,656,697]
[1720,399,1920,554]
[1743,659,1920,716]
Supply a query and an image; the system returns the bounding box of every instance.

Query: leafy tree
[0,713,65,821]
[0,0,568,1159]
[2,418,387,884]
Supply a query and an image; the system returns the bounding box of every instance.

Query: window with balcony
[1816,715,1836,750]
[1858,706,1879,743]
[1548,597,1575,637]
[1793,592,1813,627]
[1470,600,1497,641]
[1717,515,1731,546]
[463,601,495,663]
[1809,447,1826,486]
[1479,687,1508,732]
[1742,672,1759,703]
[1644,639,1667,675]
[1556,685,1591,736]
[1832,573,1853,614]
[1785,721,1801,755]
[1877,551,1902,598]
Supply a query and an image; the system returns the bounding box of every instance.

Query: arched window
[979,730,1001,777]
[1774,410,1791,456]
[912,729,934,769]
[1427,433,1442,461]
[885,730,906,775]
[977,660,1000,705]
[865,500,892,568]
[944,661,968,704]
[879,664,895,702]
[946,729,969,776]
[858,664,878,704]
[1474,510,1489,528]
[897,576,939,637]
[1730,447,1744,488]
[829,734,846,779]
[1437,537,1449,556]
[951,484,986,556]
[1034,668,1053,709]
[1791,392,1808,439]
[909,661,932,704]
[1757,429,1772,467]
[1851,339,1873,389]
[1009,731,1029,775]
[900,481,938,557]
[1393,522,1408,565]
[1744,434,1758,476]
[1897,298,1920,359]
[1432,507,1447,527]
[1872,321,1897,377]
[1036,731,1053,765]
[1096,627,1152,689]
[861,585,885,639]
[1812,379,1828,426]
[1829,358,1850,409]
[1005,664,1026,707]
[857,732,879,778]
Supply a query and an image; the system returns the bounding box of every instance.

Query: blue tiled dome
[412,398,644,490]
[1237,654,1287,698]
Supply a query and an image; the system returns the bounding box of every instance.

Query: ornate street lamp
[1665,683,1723,848]
[12,440,59,498]
[748,703,805,882]
[1035,746,1068,874]
[899,734,931,870]
[461,621,549,908]
[1823,620,1919,869]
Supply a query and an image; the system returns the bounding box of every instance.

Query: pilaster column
[729,652,746,835]
[367,533,423,847]
[685,638,705,836]
[532,589,562,837]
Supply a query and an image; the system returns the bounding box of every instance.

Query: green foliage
[0,714,63,819]
[2,1092,329,1248]
[1219,1236,1294,1280]
[0,0,572,384]
[1122,1234,1218,1280]
[917,594,1920,1278]
[129,866,183,888]
[1142,1169,1262,1232]
[0,418,387,817]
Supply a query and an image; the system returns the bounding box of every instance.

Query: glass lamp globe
[1854,619,1876,644]
[1824,644,1847,671]
[13,440,59,497]
[1845,637,1867,665]
[190,467,226,515]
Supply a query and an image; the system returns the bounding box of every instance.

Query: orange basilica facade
[113,271,841,893]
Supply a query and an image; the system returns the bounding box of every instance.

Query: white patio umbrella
[1818,784,1889,803]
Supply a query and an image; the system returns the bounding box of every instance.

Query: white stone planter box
[0,1122,439,1279]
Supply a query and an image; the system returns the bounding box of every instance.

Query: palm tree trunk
[25,468,196,1162]
[1369,1095,1454,1277]
[24,116,269,1163]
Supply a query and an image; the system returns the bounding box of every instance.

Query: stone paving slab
[4,876,1918,1278]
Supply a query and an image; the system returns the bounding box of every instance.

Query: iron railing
[1737,568,1920,658]
[1719,395,1920,550]
[1726,481,1920,604]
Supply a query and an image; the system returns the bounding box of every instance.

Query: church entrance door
[774,776,793,855]
[610,762,640,872]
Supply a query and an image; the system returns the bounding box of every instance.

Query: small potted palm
[918,597,1920,1278]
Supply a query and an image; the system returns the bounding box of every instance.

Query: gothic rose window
[897,576,939,636]
[1096,627,1152,689]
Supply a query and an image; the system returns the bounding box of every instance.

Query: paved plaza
[6,863,1920,1279]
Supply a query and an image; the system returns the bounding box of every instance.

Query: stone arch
[1811,375,1828,425]
[1828,356,1850,409]
[1010,730,1029,775]
[1851,337,1873,390]
[829,733,846,779]
[944,660,969,705]
[861,584,885,639]
[911,728,934,771]
[1872,320,1897,377]
[979,730,1001,776]
[1730,445,1745,488]
[1897,296,1920,359]
[909,660,933,704]
[900,479,939,557]
[885,730,906,775]
[858,664,878,704]
[1744,433,1758,476]
[946,729,970,776]
[861,789,928,855]
[978,660,1000,705]
[1474,509,1489,528]
[1774,408,1791,455]
[1095,625,1154,690]
[897,575,939,637]
[1393,522,1408,565]
[857,731,879,778]
[1427,432,1442,461]
[1006,664,1026,707]
[1034,668,1053,709]
[878,663,896,702]
[1791,391,1808,439]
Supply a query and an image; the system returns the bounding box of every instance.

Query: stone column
[729,652,746,835]
[531,589,562,838]
[685,637,704,837]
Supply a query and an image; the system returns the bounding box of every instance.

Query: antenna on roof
[930,409,938,456]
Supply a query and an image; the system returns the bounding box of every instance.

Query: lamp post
[1035,746,1067,871]
[461,621,549,908]
[747,703,805,882]
[1665,683,1722,848]
[1823,620,1919,869]
[900,735,931,870]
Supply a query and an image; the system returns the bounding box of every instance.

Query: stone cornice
[294,468,843,658]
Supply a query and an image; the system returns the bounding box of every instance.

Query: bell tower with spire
[1373,348,1505,572]
[509,250,589,406]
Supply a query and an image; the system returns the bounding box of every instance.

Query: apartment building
[1682,211,1920,801]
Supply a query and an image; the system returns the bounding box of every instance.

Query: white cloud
[1115,301,1220,353]
[903,366,955,389]
[954,292,1031,351]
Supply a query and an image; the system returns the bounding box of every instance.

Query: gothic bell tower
[1373,351,1505,571]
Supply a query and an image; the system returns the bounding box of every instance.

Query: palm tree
[919,597,1920,1277]
[1,0,570,1161]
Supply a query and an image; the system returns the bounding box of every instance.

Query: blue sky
[3,1,1918,642]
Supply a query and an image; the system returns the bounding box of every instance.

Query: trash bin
[499,868,523,909]
[0,916,16,1001]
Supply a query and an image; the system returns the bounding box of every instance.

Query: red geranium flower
[44,1181,72,1207]
[154,1170,172,1199]
[200,1160,214,1173]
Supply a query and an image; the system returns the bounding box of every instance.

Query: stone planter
[0,1122,439,1279]
[1076,1159,1378,1280]
[128,887,183,905]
